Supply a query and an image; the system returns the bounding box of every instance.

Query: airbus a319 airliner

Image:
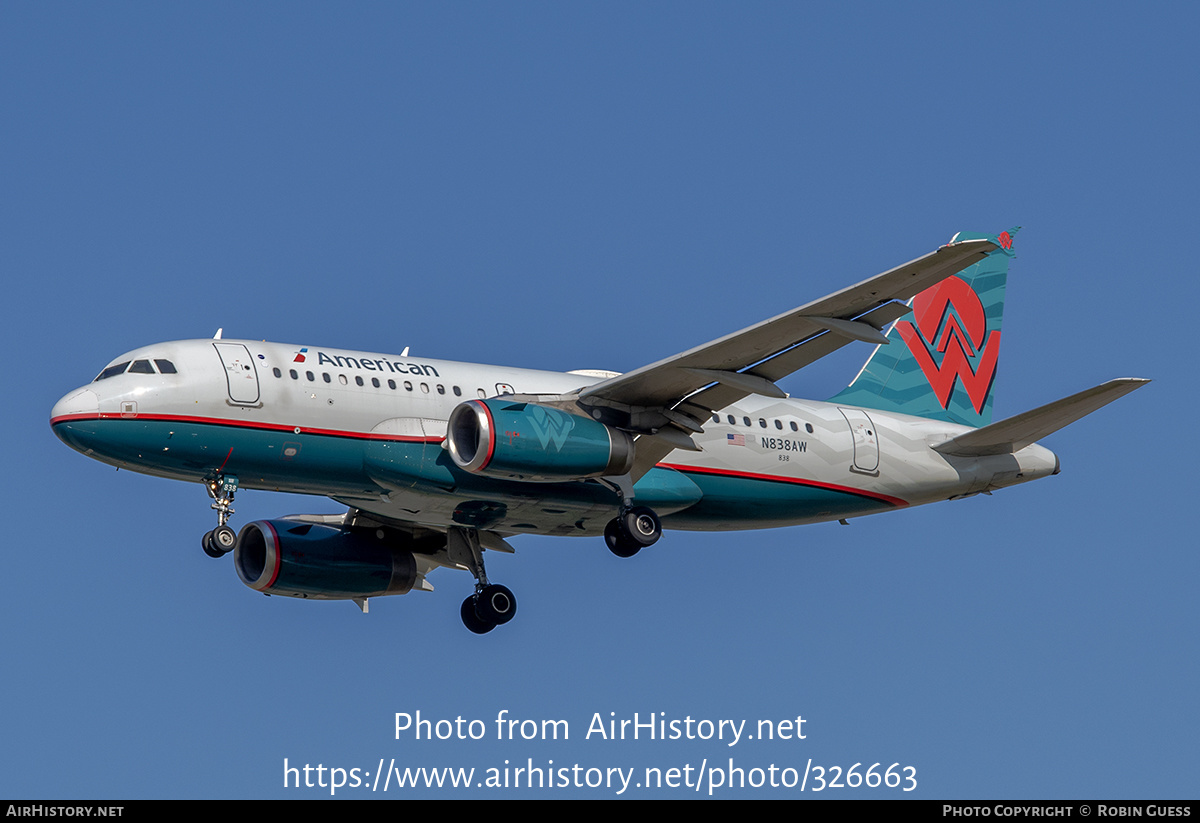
[51,230,1147,633]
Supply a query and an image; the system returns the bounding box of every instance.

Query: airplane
[50,229,1148,634]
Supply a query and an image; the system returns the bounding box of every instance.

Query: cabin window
[323,373,331,383]
[775,419,783,429]
[477,388,486,398]
[712,414,720,423]
[388,379,396,390]
[272,368,282,378]
[806,423,814,433]
[289,369,298,380]
[355,376,364,387]
[727,415,736,425]
[436,384,445,395]
[339,375,348,385]
[421,383,429,393]
[453,386,462,397]
[743,416,751,427]
[306,371,315,382]
[371,377,380,388]
[758,418,767,428]
[790,421,798,432]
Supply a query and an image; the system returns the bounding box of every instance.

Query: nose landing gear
[201,474,239,558]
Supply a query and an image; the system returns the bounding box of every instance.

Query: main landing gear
[201,474,239,558]
[603,505,662,558]
[448,527,517,635]
[460,585,516,635]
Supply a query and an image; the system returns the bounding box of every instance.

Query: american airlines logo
[290,348,441,377]
[896,275,1001,414]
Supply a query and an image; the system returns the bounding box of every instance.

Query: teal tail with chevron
[829,228,1019,428]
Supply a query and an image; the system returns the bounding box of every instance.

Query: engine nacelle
[446,399,634,481]
[234,520,419,600]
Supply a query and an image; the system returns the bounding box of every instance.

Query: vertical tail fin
[829,228,1018,428]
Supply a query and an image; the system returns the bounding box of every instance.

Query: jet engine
[446,399,634,481]
[234,520,419,600]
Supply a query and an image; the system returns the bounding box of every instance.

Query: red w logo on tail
[895,276,1001,415]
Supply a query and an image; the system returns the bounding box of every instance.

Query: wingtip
[944,228,1018,255]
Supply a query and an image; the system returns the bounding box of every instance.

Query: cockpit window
[94,362,131,381]
[93,358,180,382]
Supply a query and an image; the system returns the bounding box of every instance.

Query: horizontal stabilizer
[932,378,1150,457]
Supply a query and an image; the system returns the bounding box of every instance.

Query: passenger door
[214,343,261,405]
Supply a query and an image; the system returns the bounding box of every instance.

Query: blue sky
[3,3,1195,798]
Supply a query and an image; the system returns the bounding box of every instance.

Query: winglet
[947,226,1020,256]
[932,378,1150,457]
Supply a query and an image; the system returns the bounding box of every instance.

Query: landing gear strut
[201,474,239,558]
[447,527,517,634]
[604,505,662,557]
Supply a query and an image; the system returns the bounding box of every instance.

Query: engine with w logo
[446,399,635,482]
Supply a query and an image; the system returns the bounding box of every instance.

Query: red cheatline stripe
[477,401,496,471]
[261,520,282,591]
[50,412,445,443]
[660,462,908,507]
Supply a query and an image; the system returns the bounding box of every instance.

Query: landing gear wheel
[622,506,661,547]
[605,519,641,558]
[212,525,237,552]
[202,525,237,558]
[461,595,494,634]
[201,530,224,559]
[476,584,516,625]
[448,527,516,634]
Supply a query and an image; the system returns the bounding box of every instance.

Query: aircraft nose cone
[51,387,99,422]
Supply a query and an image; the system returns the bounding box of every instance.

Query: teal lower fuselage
[50,412,901,535]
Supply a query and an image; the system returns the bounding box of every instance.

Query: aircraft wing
[566,238,999,477]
